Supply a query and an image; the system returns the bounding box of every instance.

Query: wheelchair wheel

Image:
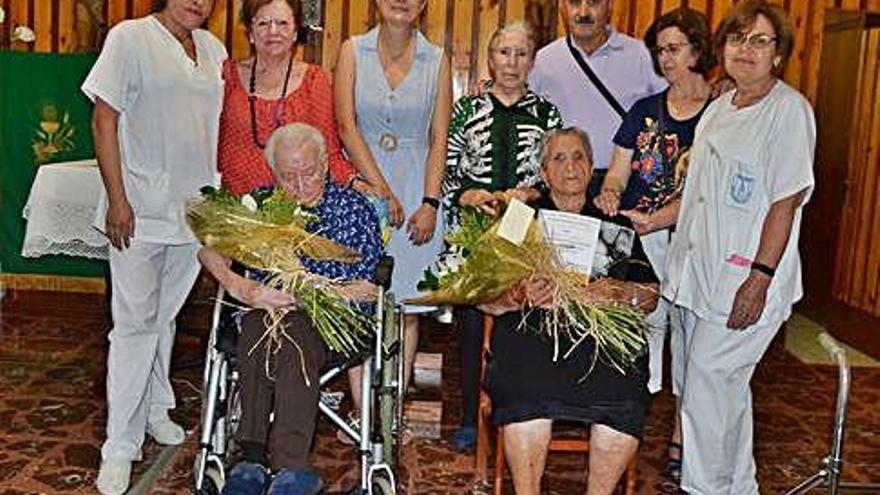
[194,461,223,495]
[224,373,242,455]
[370,476,395,495]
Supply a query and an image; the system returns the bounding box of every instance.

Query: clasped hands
[479,275,556,316]
[458,187,539,216]
[228,277,377,312]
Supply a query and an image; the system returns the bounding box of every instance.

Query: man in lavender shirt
[529,0,666,198]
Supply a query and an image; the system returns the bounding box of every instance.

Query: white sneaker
[96,458,131,495]
[147,419,185,446]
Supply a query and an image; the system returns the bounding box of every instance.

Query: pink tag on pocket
[726,253,752,267]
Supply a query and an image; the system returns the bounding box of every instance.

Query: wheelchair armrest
[376,256,394,290]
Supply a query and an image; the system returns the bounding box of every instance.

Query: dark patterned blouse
[443,89,562,229]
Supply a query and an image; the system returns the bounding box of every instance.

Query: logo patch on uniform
[729,173,755,205]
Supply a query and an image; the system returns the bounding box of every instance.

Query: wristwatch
[422,196,440,209]
[750,261,775,278]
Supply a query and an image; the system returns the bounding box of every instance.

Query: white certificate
[538,209,601,277]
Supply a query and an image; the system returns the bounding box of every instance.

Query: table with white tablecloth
[21,159,109,260]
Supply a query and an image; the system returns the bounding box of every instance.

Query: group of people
[82,0,815,494]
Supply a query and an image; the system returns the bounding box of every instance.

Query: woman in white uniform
[663,1,815,493]
[81,1,226,493]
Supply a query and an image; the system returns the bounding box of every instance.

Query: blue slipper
[452,426,476,453]
[266,468,323,495]
[222,462,271,495]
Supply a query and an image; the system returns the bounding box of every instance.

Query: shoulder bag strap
[566,36,626,118]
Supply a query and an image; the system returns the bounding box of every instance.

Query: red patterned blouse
[217,59,356,196]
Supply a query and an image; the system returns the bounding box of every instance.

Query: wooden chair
[475,314,638,495]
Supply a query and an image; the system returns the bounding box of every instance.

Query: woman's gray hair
[488,20,536,58]
[539,127,594,167]
[263,123,328,174]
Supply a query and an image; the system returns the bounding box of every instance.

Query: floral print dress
[613,89,709,213]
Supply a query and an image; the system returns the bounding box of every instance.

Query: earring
[773,58,780,67]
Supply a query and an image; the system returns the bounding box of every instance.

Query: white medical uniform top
[82,16,226,244]
[663,81,816,326]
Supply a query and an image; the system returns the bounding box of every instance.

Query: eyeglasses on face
[653,42,691,57]
[252,17,295,32]
[566,0,604,7]
[726,32,776,49]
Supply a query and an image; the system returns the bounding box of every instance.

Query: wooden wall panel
[421,0,447,46]
[57,0,75,52]
[635,0,659,38]
[206,0,229,50]
[5,0,880,313]
[689,0,709,17]
[33,0,52,52]
[347,0,371,39]
[833,27,880,317]
[229,0,250,59]
[784,0,811,91]
[475,0,502,84]
[321,0,344,68]
[133,0,153,18]
[610,1,630,35]
[507,0,527,26]
[662,0,684,14]
[451,0,476,89]
[5,0,31,50]
[106,0,128,27]
[711,0,733,31]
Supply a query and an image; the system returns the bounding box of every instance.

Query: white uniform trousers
[641,228,673,394]
[672,306,782,495]
[102,240,201,461]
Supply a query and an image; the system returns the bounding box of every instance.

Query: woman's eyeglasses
[566,0,604,7]
[652,42,690,57]
[252,17,295,32]
[726,32,777,49]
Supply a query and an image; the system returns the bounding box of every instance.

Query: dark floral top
[249,181,384,284]
[613,89,709,213]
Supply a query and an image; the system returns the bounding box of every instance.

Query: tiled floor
[1,289,879,494]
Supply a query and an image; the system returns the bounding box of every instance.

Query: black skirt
[484,310,651,439]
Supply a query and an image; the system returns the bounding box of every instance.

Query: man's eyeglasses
[252,17,295,32]
[726,32,777,49]
[652,42,690,57]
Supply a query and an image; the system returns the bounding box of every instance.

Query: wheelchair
[193,256,405,495]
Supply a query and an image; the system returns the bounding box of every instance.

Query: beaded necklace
[248,51,294,149]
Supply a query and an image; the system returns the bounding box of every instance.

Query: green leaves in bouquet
[417,268,440,292]
[197,185,314,227]
[260,188,314,225]
[199,185,237,204]
[445,206,494,255]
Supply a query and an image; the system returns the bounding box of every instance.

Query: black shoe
[666,441,682,483]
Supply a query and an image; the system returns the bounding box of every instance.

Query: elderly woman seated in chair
[478,127,656,495]
[199,123,383,495]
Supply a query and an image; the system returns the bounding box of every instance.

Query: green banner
[0,50,105,277]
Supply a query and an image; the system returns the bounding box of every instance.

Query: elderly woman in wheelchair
[478,127,657,495]
[198,123,384,495]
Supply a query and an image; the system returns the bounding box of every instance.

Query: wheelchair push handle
[376,256,394,291]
